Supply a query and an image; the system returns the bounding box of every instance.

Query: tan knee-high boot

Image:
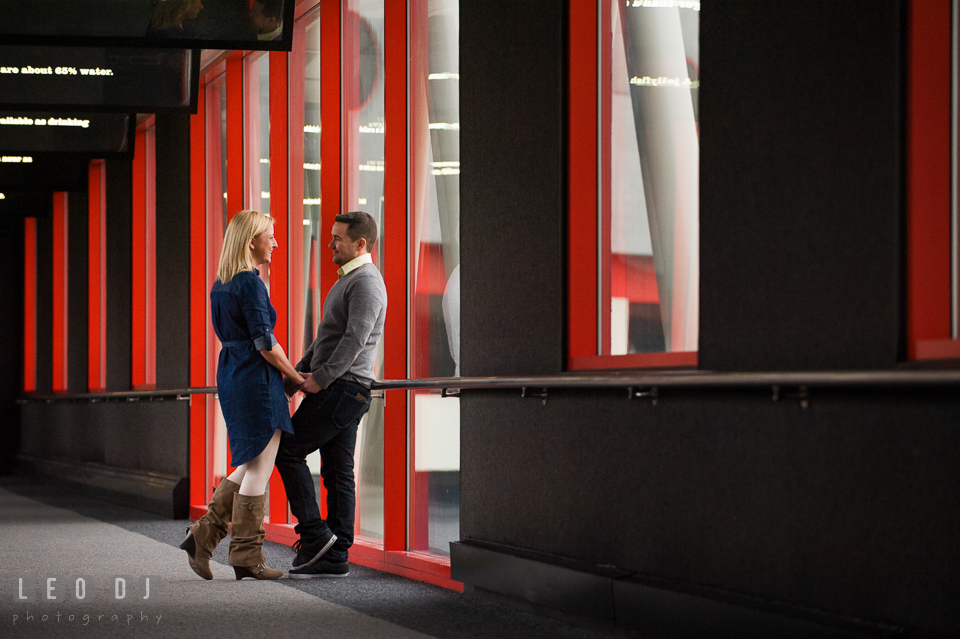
[228,493,282,580]
[180,479,241,580]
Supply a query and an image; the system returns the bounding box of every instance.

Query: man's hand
[283,376,300,398]
[299,372,323,394]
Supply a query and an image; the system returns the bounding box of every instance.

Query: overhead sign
[0,47,198,112]
[0,0,294,52]
[0,155,90,191]
[0,112,132,156]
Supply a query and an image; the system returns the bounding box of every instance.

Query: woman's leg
[226,465,246,485]
[180,468,244,580]
[229,429,284,580]
[238,430,282,496]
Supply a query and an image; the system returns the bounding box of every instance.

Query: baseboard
[15,453,188,519]
[451,540,908,639]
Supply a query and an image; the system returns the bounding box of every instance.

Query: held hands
[299,372,323,394]
[283,371,322,396]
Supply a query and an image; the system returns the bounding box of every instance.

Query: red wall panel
[191,82,209,507]
[23,217,37,393]
[907,0,953,358]
[88,161,107,391]
[383,0,407,552]
[132,129,147,388]
[52,192,68,392]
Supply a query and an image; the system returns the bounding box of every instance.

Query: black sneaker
[291,531,338,569]
[288,559,349,579]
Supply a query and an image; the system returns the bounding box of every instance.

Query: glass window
[244,52,271,291]
[602,0,699,355]
[409,0,460,556]
[290,10,323,381]
[343,0,386,544]
[205,72,229,489]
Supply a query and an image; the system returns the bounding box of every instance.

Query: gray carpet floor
[0,476,627,639]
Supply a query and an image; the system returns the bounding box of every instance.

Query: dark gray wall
[105,158,132,392]
[35,212,53,395]
[0,214,24,474]
[20,401,189,478]
[460,0,958,634]
[155,113,192,389]
[18,120,192,501]
[460,0,566,377]
[68,192,89,393]
[699,1,905,371]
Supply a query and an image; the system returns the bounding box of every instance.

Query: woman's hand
[260,343,303,383]
[283,376,301,398]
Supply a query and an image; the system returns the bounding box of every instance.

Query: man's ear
[357,237,367,251]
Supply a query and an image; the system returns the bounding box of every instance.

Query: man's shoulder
[349,263,387,288]
[341,265,387,308]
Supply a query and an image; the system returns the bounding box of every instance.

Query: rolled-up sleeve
[239,273,277,351]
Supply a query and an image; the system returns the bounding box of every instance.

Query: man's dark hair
[253,0,284,20]
[335,211,378,249]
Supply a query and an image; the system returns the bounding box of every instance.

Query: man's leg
[275,391,338,545]
[318,421,359,563]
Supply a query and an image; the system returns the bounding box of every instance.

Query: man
[276,211,387,578]
[250,0,283,41]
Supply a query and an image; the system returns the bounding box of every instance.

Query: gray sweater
[295,262,387,389]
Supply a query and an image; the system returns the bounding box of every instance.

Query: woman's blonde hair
[150,0,199,29]
[216,210,275,284]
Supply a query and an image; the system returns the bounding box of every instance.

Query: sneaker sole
[291,534,338,570]
[287,571,349,580]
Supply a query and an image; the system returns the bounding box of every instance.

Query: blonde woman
[180,210,304,581]
[147,0,204,37]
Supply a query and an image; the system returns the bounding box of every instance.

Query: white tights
[226,429,282,496]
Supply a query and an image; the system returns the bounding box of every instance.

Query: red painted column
[568,0,599,362]
[907,0,953,358]
[88,161,107,391]
[407,0,428,552]
[132,129,147,388]
[23,217,37,393]
[227,53,245,222]
[145,126,157,387]
[383,0,408,553]
[268,50,290,522]
[52,192,69,393]
[190,82,209,509]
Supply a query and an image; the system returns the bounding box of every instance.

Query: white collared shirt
[337,252,373,278]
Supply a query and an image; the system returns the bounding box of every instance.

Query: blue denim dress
[210,269,294,467]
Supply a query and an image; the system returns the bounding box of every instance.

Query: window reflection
[343,0,386,543]
[605,0,699,355]
[2,0,290,49]
[204,73,229,492]
[410,0,459,556]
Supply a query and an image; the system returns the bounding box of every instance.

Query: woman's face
[249,223,277,266]
[184,0,203,20]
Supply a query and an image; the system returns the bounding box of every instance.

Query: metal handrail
[18,387,217,403]
[17,368,960,403]
[370,369,960,391]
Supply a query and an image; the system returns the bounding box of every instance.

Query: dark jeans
[275,378,371,563]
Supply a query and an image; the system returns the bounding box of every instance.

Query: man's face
[250,3,277,33]
[329,221,365,265]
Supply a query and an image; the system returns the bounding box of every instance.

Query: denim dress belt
[220,340,252,349]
